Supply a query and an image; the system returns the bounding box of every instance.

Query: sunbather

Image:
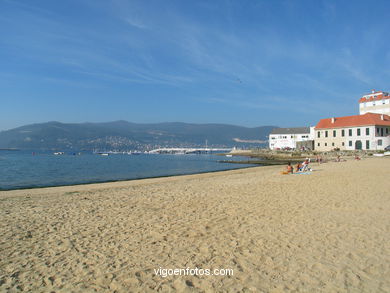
[281,162,294,174]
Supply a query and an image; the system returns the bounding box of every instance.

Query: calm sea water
[0,151,257,190]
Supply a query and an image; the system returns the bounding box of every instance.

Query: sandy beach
[1,157,390,292]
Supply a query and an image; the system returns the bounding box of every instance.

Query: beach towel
[280,171,290,175]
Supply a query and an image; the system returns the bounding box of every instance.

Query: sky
[1,0,390,131]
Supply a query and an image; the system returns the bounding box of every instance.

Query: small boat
[53,152,64,155]
[225,154,233,157]
[99,153,109,156]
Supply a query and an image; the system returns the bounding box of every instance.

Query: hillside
[0,121,275,150]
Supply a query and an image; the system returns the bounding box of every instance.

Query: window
[349,129,352,136]
[333,130,336,137]
[317,143,320,146]
[342,130,345,137]
[357,128,361,136]
[332,142,335,146]
[366,140,370,150]
[386,128,389,134]
[325,131,328,138]
[349,141,352,146]
[325,143,327,146]
[342,142,345,146]
[366,128,369,135]
[377,127,380,134]
[317,132,320,138]
[378,139,382,146]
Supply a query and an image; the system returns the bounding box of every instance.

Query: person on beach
[296,162,302,172]
[281,162,293,174]
[287,162,293,174]
[301,158,309,171]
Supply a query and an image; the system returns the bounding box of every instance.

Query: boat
[53,152,64,155]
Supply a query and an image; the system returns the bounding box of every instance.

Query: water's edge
[0,164,258,192]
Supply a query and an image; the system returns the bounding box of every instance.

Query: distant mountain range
[0,121,276,150]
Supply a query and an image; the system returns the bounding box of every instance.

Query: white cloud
[124,17,147,29]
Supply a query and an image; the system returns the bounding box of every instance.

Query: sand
[1,157,390,292]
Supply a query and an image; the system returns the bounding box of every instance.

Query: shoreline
[1,157,389,292]
[0,164,259,192]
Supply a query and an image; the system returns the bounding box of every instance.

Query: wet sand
[1,157,390,292]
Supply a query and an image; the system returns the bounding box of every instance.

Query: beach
[1,157,390,292]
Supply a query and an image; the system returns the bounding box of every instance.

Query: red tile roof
[315,113,390,129]
[359,92,390,103]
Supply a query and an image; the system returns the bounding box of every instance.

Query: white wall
[359,99,390,115]
[342,126,390,150]
[360,108,390,115]
[315,125,390,151]
[269,132,312,150]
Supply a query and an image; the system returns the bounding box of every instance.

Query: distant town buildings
[269,127,314,150]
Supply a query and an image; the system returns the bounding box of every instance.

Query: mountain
[0,121,276,150]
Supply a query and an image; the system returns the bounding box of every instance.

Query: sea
[0,150,257,190]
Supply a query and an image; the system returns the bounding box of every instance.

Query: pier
[148,147,232,154]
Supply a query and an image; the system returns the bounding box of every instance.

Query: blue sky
[1,0,390,131]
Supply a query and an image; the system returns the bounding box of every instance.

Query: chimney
[381,114,384,120]
[331,117,335,123]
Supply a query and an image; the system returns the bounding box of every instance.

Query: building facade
[315,113,390,151]
[269,127,314,150]
[359,90,390,115]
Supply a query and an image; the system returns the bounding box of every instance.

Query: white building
[269,127,315,150]
[359,90,390,115]
[315,113,390,151]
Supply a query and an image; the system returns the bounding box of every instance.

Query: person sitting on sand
[287,162,293,174]
[281,162,293,174]
[301,158,309,172]
[296,162,302,172]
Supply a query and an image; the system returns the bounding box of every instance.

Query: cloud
[124,17,147,29]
